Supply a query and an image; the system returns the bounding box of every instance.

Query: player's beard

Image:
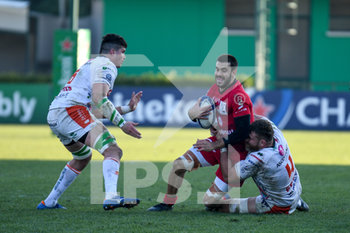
[215,73,234,90]
[245,142,260,152]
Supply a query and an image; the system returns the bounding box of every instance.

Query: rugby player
[201,118,309,214]
[148,54,254,211]
[37,34,142,210]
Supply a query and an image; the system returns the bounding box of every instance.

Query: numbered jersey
[49,56,118,110]
[238,118,302,207]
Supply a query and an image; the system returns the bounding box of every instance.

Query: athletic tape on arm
[120,105,132,114]
[96,97,125,127]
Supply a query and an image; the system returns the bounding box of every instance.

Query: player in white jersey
[37,34,142,210]
[199,117,309,214]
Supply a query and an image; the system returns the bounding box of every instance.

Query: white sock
[229,203,239,213]
[103,158,120,200]
[229,198,249,213]
[44,164,80,207]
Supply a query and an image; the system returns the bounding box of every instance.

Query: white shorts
[255,195,300,214]
[47,106,98,145]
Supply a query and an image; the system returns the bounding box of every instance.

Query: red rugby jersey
[207,80,254,137]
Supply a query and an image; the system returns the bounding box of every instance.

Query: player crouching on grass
[37,34,142,210]
[195,117,309,214]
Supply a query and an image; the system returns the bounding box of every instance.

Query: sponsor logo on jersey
[276,155,286,168]
[235,106,248,114]
[234,93,245,106]
[218,101,227,115]
[105,74,112,84]
[218,128,233,137]
[102,66,112,71]
[248,159,259,168]
[62,86,72,92]
[286,172,297,192]
[278,145,284,156]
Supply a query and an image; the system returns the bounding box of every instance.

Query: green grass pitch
[0,125,350,232]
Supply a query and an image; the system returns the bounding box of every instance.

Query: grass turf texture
[0,125,350,232]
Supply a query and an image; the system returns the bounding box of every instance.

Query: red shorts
[190,136,248,188]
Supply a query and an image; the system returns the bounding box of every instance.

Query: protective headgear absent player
[148,54,255,211]
[37,34,143,210]
[202,117,309,214]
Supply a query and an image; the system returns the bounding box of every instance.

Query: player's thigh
[187,146,220,168]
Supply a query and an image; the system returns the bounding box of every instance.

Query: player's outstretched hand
[188,98,212,121]
[121,121,142,139]
[128,91,143,111]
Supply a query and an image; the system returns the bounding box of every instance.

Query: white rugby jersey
[237,119,302,207]
[50,56,118,109]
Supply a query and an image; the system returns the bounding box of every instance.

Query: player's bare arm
[219,149,242,185]
[193,138,225,151]
[92,83,141,139]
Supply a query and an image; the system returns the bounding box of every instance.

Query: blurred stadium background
[0,0,349,130]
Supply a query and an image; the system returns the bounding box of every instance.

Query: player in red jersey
[148,54,254,211]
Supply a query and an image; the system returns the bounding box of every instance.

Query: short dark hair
[250,119,274,143]
[217,54,238,68]
[99,34,127,54]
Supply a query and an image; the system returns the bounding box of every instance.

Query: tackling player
[148,54,254,211]
[37,34,142,210]
[201,118,309,214]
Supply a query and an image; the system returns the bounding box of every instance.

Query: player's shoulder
[249,147,274,164]
[234,85,250,98]
[228,82,251,101]
[207,84,219,97]
[93,57,117,73]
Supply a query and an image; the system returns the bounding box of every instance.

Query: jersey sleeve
[227,89,252,119]
[92,63,117,88]
[233,103,252,118]
[237,152,263,180]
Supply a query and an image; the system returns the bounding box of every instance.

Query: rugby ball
[198,96,216,129]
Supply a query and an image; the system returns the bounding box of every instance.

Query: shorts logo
[48,120,58,128]
[66,106,94,128]
[234,93,245,106]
